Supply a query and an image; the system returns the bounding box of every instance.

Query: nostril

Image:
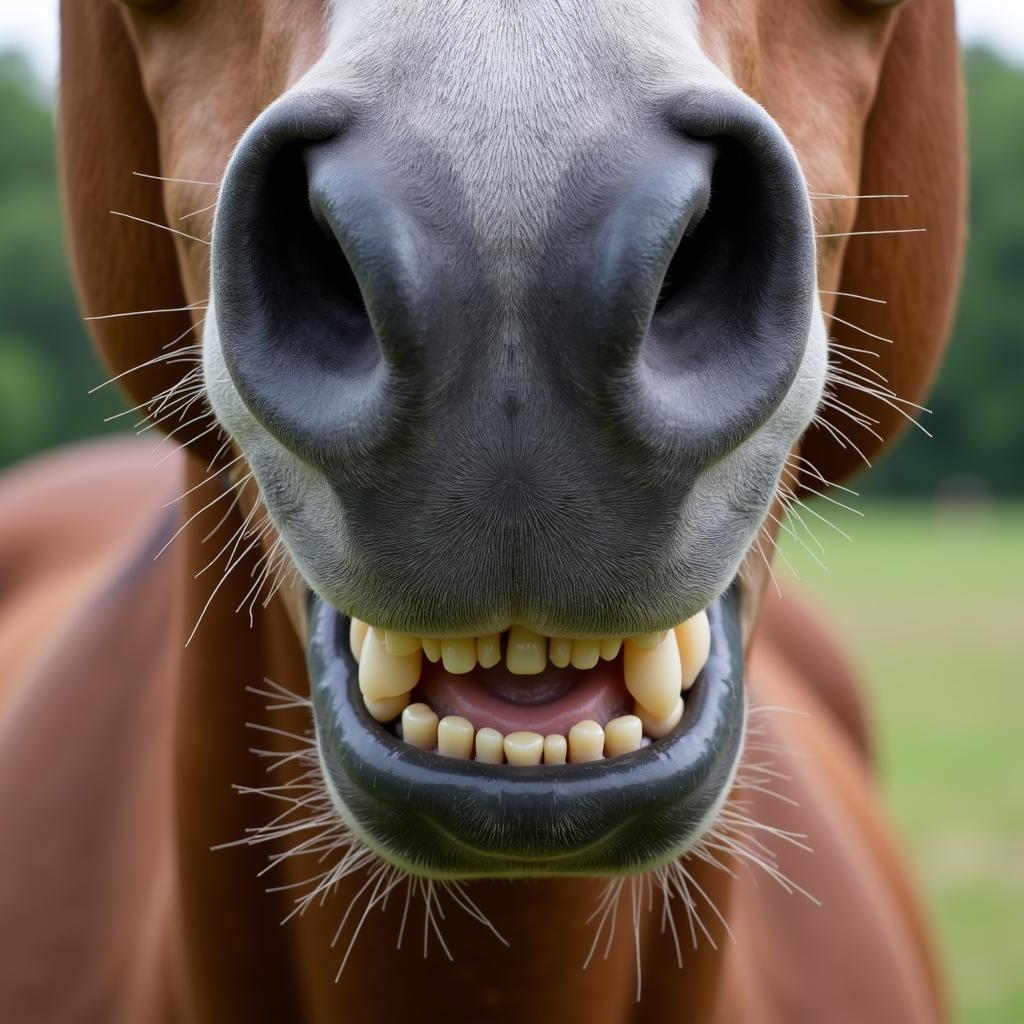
[652,138,748,318]
[259,141,372,344]
[307,207,367,319]
[212,92,417,472]
[586,92,816,472]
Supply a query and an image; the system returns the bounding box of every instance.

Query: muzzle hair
[222,680,815,1000]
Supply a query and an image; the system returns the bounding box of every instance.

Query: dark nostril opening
[652,138,748,318]
[257,143,373,362]
[213,92,424,471]
[582,94,816,472]
[307,189,368,319]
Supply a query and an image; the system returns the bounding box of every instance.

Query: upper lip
[307,586,746,876]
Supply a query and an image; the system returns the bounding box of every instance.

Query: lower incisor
[504,731,544,765]
[543,734,567,765]
[568,720,605,763]
[475,727,504,764]
[401,703,438,750]
[437,715,474,759]
[603,714,642,756]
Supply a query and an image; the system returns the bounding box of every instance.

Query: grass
[779,501,1024,1024]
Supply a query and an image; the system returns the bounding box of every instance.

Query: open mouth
[308,586,746,877]
[351,613,712,763]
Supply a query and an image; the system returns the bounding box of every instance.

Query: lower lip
[307,586,746,875]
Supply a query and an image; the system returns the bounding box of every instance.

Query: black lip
[308,587,745,877]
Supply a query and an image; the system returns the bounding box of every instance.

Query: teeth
[437,715,475,759]
[549,638,572,669]
[629,630,668,651]
[441,637,476,674]
[356,608,708,757]
[504,731,544,765]
[622,631,682,720]
[359,629,423,700]
[568,720,605,763]
[634,696,684,739]
[506,626,547,674]
[543,734,567,765]
[385,631,421,657]
[675,610,710,690]
[477,634,501,669]
[475,727,504,764]
[603,714,642,756]
[363,691,411,723]
[570,638,600,670]
[401,703,438,750]
[350,618,369,662]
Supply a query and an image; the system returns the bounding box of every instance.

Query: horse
[0,0,964,1020]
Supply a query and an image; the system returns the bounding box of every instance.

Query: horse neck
[169,471,735,1023]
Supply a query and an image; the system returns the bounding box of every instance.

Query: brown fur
[0,0,963,1020]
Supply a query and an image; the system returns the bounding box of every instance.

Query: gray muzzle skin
[210,87,815,640]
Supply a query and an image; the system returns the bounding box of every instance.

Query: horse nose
[573,94,816,471]
[212,90,814,475]
[211,94,428,469]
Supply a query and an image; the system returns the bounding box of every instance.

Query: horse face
[116,0,905,875]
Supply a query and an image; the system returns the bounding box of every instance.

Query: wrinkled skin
[0,0,965,1021]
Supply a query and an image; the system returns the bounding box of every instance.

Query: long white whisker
[816,227,925,239]
[110,209,211,246]
[133,171,220,186]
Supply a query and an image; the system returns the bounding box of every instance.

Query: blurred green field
[780,502,1024,1024]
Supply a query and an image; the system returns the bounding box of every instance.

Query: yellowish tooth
[475,727,504,764]
[401,703,438,750]
[675,610,711,690]
[604,714,643,757]
[363,691,410,723]
[622,631,682,719]
[385,631,421,657]
[570,638,600,670]
[504,731,544,765]
[349,618,369,663]
[506,626,547,675]
[421,637,442,663]
[634,696,684,739]
[629,630,668,650]
[549,638,573,669]
[441,637,477,674]
[477,634,501,669]
[358,629,423,700]
[543,734,567,765]
[437,715,475,759]
[568,720,605,763]
[599,637,622,661]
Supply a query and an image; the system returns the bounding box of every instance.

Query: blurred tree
[864,47,1024,497]
[0,46,1020,493]
[0,49,124,469]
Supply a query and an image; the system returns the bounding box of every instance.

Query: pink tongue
[416,660,631,735]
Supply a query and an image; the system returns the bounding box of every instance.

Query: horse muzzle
[203,84,822,875]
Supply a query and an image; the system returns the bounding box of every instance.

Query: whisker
[110,209,212,246]
[133,171,220,187]
[818,289,886,305]
[816,227,926,240]
[88,344,202,393]
[180,201,219,221]
[808,192,908,200]
[85,300,208,322]
[823,312,893,345]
